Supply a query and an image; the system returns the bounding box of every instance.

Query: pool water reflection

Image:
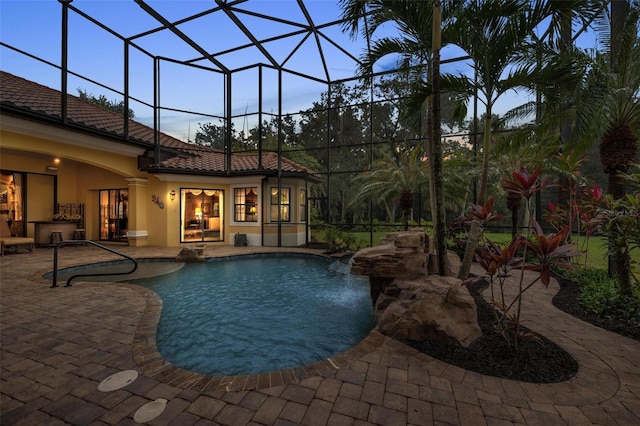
[131,254,374,376]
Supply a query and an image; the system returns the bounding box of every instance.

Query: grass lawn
[312,228,639,273]
[484,232,611,271]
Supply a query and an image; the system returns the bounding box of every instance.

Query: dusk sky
[1,0,600,140]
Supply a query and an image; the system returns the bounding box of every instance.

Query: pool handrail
[51,240,138,288]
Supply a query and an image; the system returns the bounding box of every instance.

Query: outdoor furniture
[51,231,63,246]
[0,221,34,256]
[32,221,77,247]
[72,228,87,246]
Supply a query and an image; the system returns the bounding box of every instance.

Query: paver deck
[1,244,639,425]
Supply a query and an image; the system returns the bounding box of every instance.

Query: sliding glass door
[0,171,27,237]
[99,189,128,242]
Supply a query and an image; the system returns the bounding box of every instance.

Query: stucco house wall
[0,72,318,248]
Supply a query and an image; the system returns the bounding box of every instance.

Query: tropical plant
[446,1,550,204]
[560,3,640,292]
[350,142,430,229]
[446,0,576,280]
[550,2,640,197]
[466,224,582,348]
[592,167,640,296]
[501,165,556,230]
[543,156,604,270]
[340,0,454,273]
[592,5,640,199]
[492,130,559,235]
[466,164,582,348]
[466,203,581,349]
[576,266,640,325]
[320,223,362,254]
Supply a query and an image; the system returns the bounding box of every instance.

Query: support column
[125,177,148,247]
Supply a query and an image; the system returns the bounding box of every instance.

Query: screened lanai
[0,0,613,247]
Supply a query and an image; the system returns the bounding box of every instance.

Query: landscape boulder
[427,250,462,276]
[350,230,481,348]
[176,244,207,262]
[375,275,482,347]
[351,231,426,279]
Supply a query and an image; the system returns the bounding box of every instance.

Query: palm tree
[446,1,547,203]
[569,2,640,295]
[431,0,447,273]
[449,0,604,279]
[524,1,639,295]
[595,4,640,199]
[340,0,453,271]
[444,0,558,279]
[350,141,469,230]
[340,1,603,276]
[349,142,429,229]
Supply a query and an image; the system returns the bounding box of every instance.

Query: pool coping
[124,281,386,392]
[34,250,385,391]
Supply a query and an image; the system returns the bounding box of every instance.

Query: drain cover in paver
[134,398,167,423]
[97,370,139,392]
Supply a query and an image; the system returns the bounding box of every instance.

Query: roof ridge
[0,70,208,152]
[1,70,319,179]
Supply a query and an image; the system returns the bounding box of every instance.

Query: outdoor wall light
[169,189,176,201]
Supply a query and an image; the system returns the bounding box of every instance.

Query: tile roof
[0,71,318,179]
[162,145,319,176]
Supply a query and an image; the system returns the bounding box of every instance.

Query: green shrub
[563,266,640,325]
[319,224,365,253]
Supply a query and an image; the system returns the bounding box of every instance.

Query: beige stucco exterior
[1,116,312,248]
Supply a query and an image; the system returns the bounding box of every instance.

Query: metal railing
[51,240,138,288]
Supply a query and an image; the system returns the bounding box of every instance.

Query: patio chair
[0,221,35,256]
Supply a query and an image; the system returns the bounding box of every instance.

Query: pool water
[131,254,374,376]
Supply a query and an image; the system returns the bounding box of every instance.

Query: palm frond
[357,36,427,77]
[338,0,374,39]
[501,101,537,126]
[542,0,607,47]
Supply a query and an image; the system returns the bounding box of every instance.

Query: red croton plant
[463,166,582,348]
[465,222,582,348]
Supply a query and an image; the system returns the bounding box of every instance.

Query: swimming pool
[130,254,374,376]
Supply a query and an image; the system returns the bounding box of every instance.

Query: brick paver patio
[1,244,639,425]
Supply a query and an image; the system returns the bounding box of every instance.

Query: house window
[270,187,290,222]
[181,188,223,242]
[300,188,307,222]
[234,187,258,222]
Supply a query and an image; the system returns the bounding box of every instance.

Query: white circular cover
[97,370,139,392]
[134,398,168,423]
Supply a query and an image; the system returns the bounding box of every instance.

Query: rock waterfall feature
[351,231,481,348]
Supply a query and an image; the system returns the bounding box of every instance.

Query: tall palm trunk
[458,105,493,279]
[400,190,413,231]
[478,108,493,204]
[506,191,522,237]
[426,97,437,235]
[432,1,449,275]
[600,123,638,296]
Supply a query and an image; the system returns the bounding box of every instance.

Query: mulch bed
[404,275,639,383]
[404,280,579,383]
